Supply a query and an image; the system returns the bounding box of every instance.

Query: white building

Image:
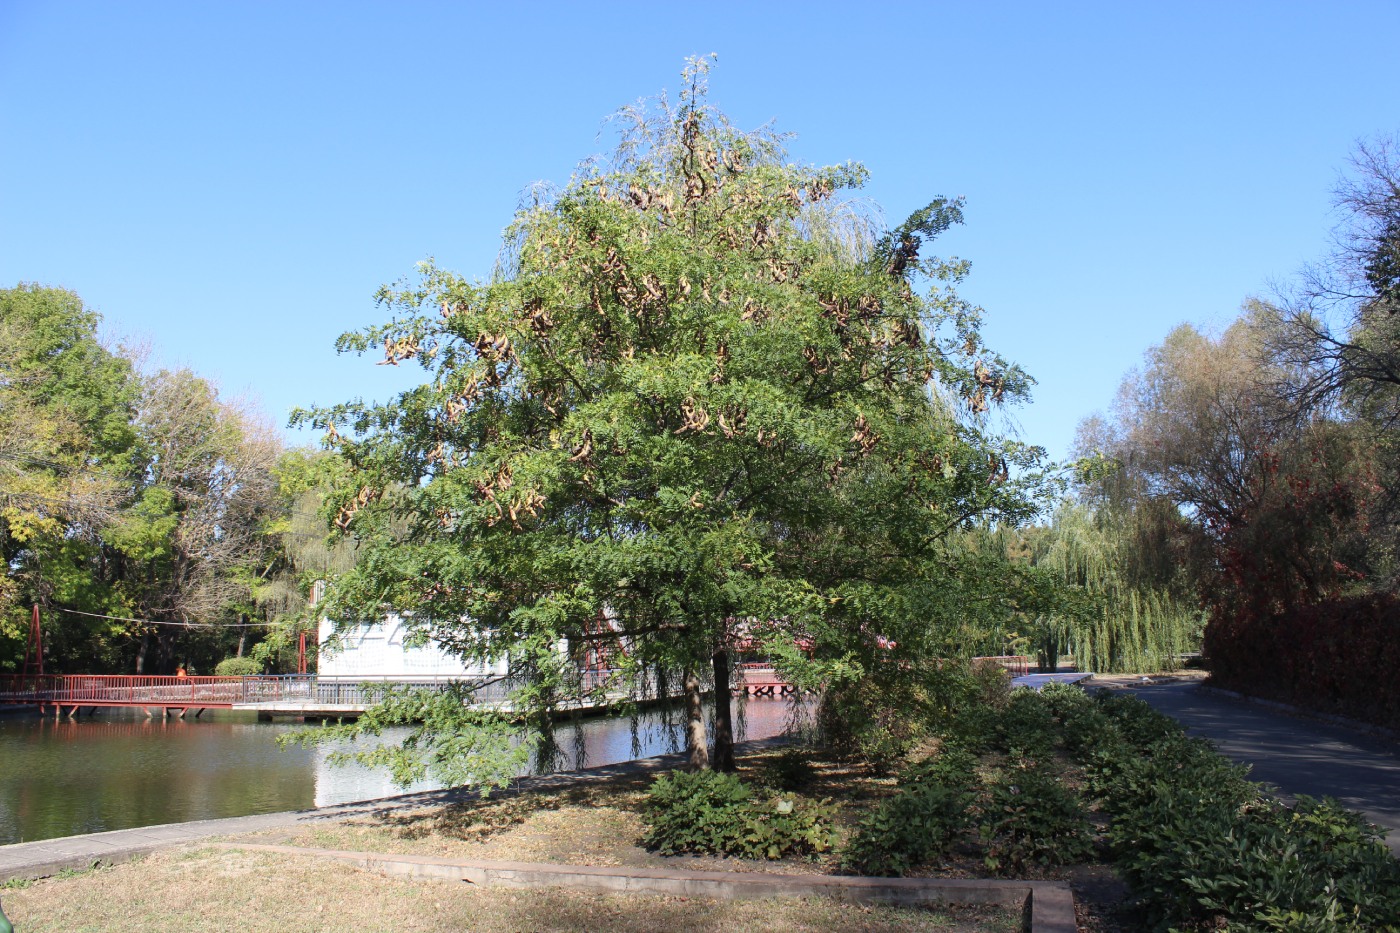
[316,615,506,681]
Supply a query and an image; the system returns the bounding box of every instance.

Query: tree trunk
[683,665,710,771]
[711,648,735,772]
[135,634,149,674]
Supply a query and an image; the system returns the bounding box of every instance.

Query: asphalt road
[1120,681,1400,854]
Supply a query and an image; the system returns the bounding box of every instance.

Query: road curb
[1197,685,1400,743]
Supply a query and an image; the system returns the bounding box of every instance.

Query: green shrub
[758,747,818,793]
[1094,691,1182,748]
[641,769,838,860]
[214,656,262,676]
[842,748,977,876]
[817,676,929,772]
[1038,681,1095,730]
[1113,792,1400,931]
[923,659,1012,722]
[995,688,1057,756]
[1087,695,1400,930]
[738,792,841,860]
[979,758,1093,876]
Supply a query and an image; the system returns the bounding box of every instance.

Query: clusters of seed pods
[851,413,881,456]
[334,485,381,530]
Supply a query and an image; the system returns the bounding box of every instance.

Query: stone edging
[1197,685,1400,743]
[213,842,1077,933]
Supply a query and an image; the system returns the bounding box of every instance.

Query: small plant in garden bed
[841,748,979,877]
[757,747,820,793]
[978,756,1092,877]
[641,769,840,861]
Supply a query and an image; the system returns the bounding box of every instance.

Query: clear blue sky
[3,2,1397,461]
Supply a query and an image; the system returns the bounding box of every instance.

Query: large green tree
[300,61,1045,771]
[0,285,139,670]
[110,367,285,672]
[1,284,293,674]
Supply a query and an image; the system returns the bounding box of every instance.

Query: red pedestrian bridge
[0,656,1031,718]
[0,674,507,720]
[0,674,325,719]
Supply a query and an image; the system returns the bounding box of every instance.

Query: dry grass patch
[1,846,1020,933]
[234,747,902,877]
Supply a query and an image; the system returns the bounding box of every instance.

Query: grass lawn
[0,846,1021,933]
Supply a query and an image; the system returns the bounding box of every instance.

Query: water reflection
[0,699,801,844]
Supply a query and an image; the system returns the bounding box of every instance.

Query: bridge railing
[0,674,271,705]
[973,655,1031,676]
[0,673,518,707]
[302,676,514,707]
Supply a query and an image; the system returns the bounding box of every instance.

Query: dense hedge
[213,656,263,676]
[1205,594,1400,730]
[645,684,1400,929]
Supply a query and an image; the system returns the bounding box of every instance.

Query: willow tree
[1014,501,1204,673]
[299,59,1043,772]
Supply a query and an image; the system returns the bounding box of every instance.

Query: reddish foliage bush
[1205,594,1400,730]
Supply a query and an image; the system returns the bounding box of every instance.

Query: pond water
[0,699,802,845]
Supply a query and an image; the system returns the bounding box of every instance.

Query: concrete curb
[214,842,1077,933]
[1197,685,1400,743]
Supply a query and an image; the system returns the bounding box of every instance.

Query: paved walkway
[0,738,785,882]
[1115,679,1400,854]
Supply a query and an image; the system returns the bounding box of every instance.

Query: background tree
[1006,499,1204,673]
[1088,309,1377,632]
[1261,133,1400,587]
[299,59,1047,774]
[0,285,139,670]
[237,449,361,673]
[108,368,284,673]
[1,283,296,674]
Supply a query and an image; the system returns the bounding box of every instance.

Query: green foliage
[757,747,818,793]
[641,769,838,860]
[816,673,931,771]
[294,58,1048,768]
[1111,785,1400,930]
[1008,501,1203,673]
[279,684,529,794]
[978,756,1092,876]
[841,747,977,876]
[1069,693,1400,931]
[994,687,1058,757]
[0,285,140,669]
[213,656,262,676]
[0,284,303,675]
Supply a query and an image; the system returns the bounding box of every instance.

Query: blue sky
[3,1,1397,462]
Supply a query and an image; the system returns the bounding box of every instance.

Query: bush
[979,757,1093,876]
[1206,593,1400,731]
[842,748,978,876]
[994,688,1057,756]
[758,748,818,793]
[1080,694,1400,930]
[1113,791,1400,931]
[641,769,839,860]
[214,656,262,676]
[816,676,930,772]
